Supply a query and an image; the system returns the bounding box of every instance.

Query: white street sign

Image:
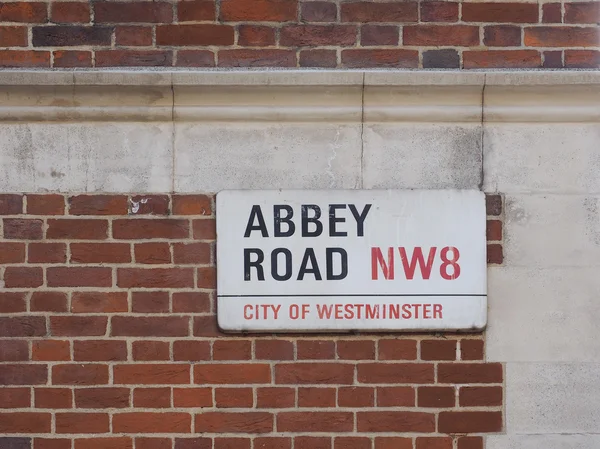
[216,190,487,333]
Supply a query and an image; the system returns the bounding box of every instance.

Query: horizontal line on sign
[218,294,486,298]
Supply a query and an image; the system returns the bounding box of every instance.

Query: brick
[218,49,296,67]
[0,365,47,385]
[132,291,169,313]
[134,388,171,408]
[29,242,67,263]
[457,437,483,449]
[421,340,456,361]
[461,339,484,360]
[525,27,599,47]
[114,219,189,240]
[298,387,336,407]
[276,363,353,384]
[295,437,331,449]
[361,25,398,46]
[464,50,541,69]
[33,26,111,46]
[404,25,479,46]
[358,411,435,432]
[213,340,252,360]
[178,1,216,21]
[129,195,170,215]
[0,50,50,68]
[116,26,153,46]
[35,388,72,409]
[172,292,211,313]
[299,49,337,68]
[51,2,90,23]
[195,411,271,433]
[195,364,271,384]
[220,0,297,21]
[177,438,212,449]
[438,363,503,384]
[27,194,64,215]
[463,3,538,23]
[36,439,72,449]
[193,315,222,337]
[255,438,291,449]
[338,387,374,407]
[416,438,452,449]
[32,340,70,361]
[544,50,564,68]
[0,242,25,263]
[74,438,133,449]
[0,3,47,22]
[342,49,418,68]
[112,316,189,337]
[74,340,127,362]
[71,243,130,264]
[0,26,27,46]
[134,243,171,265]
[53,50,93,68]
[0,340,28,361]
[374,438,412,449]
[565,2,600,24]
[4,219,43,239]
[487,220,503,241]
[176,50,215,67]
[438,411,502,433]
[157,24,234,45]
[487,243,503,264]
[418,386,455,407]
[4,267,43,288]
[278,412,352,432]
[377,386,415,407]
[134,438,171,449]
[215,388,253,408]
[114,364,190,385]
[337,340,375,360]
[358,363,434,383]
[118,268,193,288]
[172,195,212,216]
[565,50,600,68]
[50,316,108,336]
[342,2,417,22]
[0,317,45,337]
[302,2,337,22]
[421,2,458,22]
[484,26,521,47]
[173,242,210,264]
[47,219,108,239]
[486,195,502,216]
[0,388,30,408]
[297,340,335,359]
[460,386,503,406]
[113,412,191,433]
[280,25,356,46]
[94,1,173,23]
[133,341,170,361]
[95,50,173,67]
[71,292,128,313]
[173,387,212,408]
[75,388,129,408]
[0,413,51,433]
[543,3,562,23]
[256,387,295,408]
[423,49,460,69]
[0,292,26,313]
[197,267,216,289]
[334,438,370,449]
[48,267,112,287]
[53,364,108,385]
[255,340,294,360]
[192,219,216,240]
[0,195,23,214]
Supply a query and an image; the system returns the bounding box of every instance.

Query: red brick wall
[0,0,597,69]
[0,193,503,449]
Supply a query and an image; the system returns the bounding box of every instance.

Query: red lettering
[365,304,379,319]
[402,304,411,319]
[344,304,354,319]
[316,304,333,319]
[434,304,443,318]
[354,304,364,319]
[440,246,461,280]
[389,304,400,319]
[244,305,252,320]
[423,304,431,319]
[412,304,421,318]
[335,304,343,319]
[399,246,436,280]
[372,247,394,280]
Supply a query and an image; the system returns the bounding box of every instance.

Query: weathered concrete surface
[487,435,600,449]
[174,123,362,191]
[0,123,173,192]
[362,124,482,189]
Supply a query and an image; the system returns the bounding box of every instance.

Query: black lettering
[329,204,347,237]
[349,204,372,237]
[271,248,292,281]
[274,205,295,237]
[297,248,322,281]
[243,205,268,238]
[327,247,348,280]
[301,205,323,237]
[244,248,264,281]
